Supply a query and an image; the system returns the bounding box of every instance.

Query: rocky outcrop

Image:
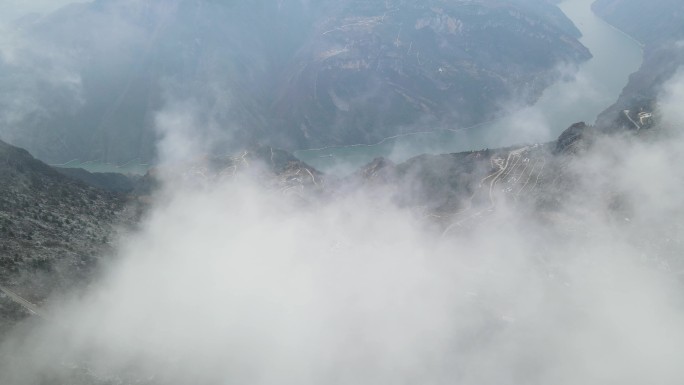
[555,121,589,154]
[0,139,128,303]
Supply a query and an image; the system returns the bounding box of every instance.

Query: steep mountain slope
[0,138,328,340]
[592,0,684,128]
[0,139,128,310]
[0,0,589,164]
[0,0,293,163]
[272,0,590,147]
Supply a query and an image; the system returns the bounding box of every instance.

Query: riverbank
[51,159,151,175]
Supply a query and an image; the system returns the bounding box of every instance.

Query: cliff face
[0,0,589,164]
[273,0,591,147]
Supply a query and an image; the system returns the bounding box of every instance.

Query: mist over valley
[1,0,684,384]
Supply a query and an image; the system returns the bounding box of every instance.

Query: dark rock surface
[0,139,129,305]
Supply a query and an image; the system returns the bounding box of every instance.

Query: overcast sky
[0,0,82,24]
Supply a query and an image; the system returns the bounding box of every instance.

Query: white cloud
[0,3,683,384]
[2,71,684,383]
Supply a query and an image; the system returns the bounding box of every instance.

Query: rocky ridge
[0,139,132,334]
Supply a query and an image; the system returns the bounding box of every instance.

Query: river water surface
[293,0,644,174]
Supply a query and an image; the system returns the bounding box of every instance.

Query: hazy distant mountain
[592,0,684,129]
[0,0,297,163]
[273,0,590,147]
[0,0,589,165]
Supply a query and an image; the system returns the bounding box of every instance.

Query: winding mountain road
[442,145,548,236]
[0,285,44,317]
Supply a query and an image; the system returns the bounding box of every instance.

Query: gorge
[294,0,644,173]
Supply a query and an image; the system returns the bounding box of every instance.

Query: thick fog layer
[0,1,681,384]
[1,68,683,385]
